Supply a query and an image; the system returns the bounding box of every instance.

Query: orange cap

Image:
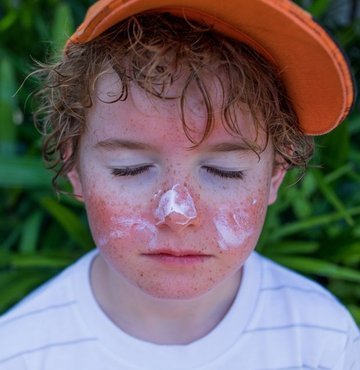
[68,0,355,135]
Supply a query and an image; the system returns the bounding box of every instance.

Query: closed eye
[111,165,153,177]
[203,166,245,180]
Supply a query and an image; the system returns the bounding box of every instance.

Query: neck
[91,254,242,345]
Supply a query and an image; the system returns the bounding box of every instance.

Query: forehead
[90,69,264,147]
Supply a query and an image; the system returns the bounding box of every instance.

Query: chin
[132,274,227,301]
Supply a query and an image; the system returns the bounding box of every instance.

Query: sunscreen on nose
[155,184,197,226]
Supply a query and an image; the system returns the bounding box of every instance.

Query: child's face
[69,71,285,300]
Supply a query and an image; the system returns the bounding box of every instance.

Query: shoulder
[255,253,355,327]
[246,253,360,368]
[258,253,338,300]
[0,251,97,368]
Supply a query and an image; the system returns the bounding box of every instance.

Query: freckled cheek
[211,194,268,252]
[82,193,157,251]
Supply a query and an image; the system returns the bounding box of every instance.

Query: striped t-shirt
[0,250,359,370]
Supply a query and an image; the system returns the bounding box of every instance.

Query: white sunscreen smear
[214,209,253,250]
[155,184,197,225]
[99,216,158,249]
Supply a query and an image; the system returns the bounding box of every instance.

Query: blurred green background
[0,0,359,324]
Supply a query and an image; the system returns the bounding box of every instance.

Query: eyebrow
[94,138,253,153]
[206,142,253,153]
[94,139,153,151]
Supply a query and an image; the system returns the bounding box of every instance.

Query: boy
[1,0,359,369]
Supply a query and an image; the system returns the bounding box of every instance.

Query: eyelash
[111,165,152,177]
[203,166,245,180]
[111,165,245,180]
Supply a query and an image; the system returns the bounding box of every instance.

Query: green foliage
[0,0,359,325]
[0,0,94,312]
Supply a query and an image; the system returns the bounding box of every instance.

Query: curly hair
[35,12,314,190]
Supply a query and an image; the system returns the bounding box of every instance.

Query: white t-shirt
[0,250,359,370]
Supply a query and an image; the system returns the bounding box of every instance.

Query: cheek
[84,195,158,251]
[212,194,267,251]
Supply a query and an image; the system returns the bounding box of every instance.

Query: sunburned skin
[98,216,158,249]
[94,189,262,254]
[68,71,286,302]
[97,184,197,250]
[214,208,254,250]
[83,186,269,300]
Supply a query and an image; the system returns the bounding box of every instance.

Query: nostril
[154,184,197,228]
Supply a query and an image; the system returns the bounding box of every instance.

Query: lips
[142,249,212,265]
[146,248,210,257]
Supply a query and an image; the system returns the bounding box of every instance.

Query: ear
[67,167,84,202]
[268,164,287,205]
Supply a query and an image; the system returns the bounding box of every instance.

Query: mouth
[142,249,212,265]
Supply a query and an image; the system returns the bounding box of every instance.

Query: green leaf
[52,3,74,52]
[318,122,350,170]
[0,270,52,313]
[1,227,21,251]
[0,10,17,33]
[263,240,319,256]
[309,0,332,17]
[324,163,354,184]
[0,101,16,155]
[301,171,317,197]
[348,305,360,325]
[0,58,17,104]
[10,254,73,268]
[312,169,354,226]
[292,190,313,219]
[0,156,52,188]
[19,211,43,253]
[272,256,360,282]
[0,58,18,155]
[269,207,360,240]
[348,112,360,135]
[0,249,74,269]
[37,196,93,250]
[333,242,360,265]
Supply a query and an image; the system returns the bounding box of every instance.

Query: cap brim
[69,0,355,135]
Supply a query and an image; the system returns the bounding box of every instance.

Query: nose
[154,184,198,232]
